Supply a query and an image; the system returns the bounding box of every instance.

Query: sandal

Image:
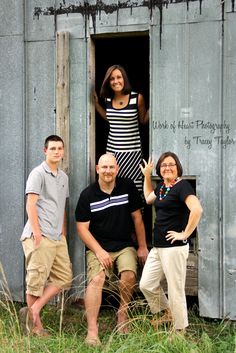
[19,307,34,335]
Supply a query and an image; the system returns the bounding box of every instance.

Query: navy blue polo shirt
[75,177,143,252]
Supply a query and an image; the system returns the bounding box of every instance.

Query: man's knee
[88,271,106,288]
[120,270,136,284]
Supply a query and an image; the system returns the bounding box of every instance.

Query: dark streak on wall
[33,1,234,47]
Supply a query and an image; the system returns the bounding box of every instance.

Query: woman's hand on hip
[165,230,187,244]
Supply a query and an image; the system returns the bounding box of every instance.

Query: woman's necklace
[159,178,178,201]
[114,95,126,106]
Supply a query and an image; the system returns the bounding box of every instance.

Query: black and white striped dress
[105,92,144,194]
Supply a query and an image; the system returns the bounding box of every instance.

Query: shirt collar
[94,178,120,195]
[42,161,59,177]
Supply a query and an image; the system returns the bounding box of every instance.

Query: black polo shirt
[75,177,143,252]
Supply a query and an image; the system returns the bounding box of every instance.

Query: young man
[75,153,148,346]
[20,135,72,336]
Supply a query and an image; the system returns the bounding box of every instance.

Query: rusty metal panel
[0,1,25,301]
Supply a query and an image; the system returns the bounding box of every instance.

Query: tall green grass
[0,263,235,353]
[0,299,235,352]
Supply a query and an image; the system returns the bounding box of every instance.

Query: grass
[0,296,235,353]
[0,262,235,353]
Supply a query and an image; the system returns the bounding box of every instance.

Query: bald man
[75,154,148,346]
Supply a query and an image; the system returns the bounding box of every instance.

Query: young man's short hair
[44,135,64,149]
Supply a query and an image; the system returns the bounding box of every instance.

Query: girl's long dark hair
[100,64,132,98]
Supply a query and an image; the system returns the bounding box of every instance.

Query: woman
[139,152,203,332]
[94,64,149,195]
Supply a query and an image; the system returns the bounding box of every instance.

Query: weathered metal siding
[152,0,223,319]
[26,1,90,296]
[0,0,235,320]
[152,0,236,320]
[0,0,25,300]
[222,3,236,321]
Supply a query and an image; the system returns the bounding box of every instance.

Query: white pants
[140,245,189,330]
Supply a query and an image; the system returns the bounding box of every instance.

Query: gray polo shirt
[21,161,69,241]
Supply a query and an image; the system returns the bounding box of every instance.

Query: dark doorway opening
[94,33,149,162]
[93,33,152,244]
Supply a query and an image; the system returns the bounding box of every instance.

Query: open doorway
[93,33,149,162]
[92,33,152,243]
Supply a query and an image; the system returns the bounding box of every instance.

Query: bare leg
[26,294,42,329]
[84,271,105,341]
[27,285,60,331]
[117,270,136,333]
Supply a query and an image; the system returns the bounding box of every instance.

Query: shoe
[19,307,34,335]
[151,309,173,329]
[174,329,185,336]
[168,329,186,342]
[84,336,101,347]
[32,327,51,337]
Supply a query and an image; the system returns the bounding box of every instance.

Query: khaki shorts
[22,236,72,297]
[86,246,137,284]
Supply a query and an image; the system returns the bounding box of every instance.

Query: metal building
[0,0,235,321]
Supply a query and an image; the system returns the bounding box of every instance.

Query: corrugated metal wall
[222,1,236,320]
[0,0,235,320]
[0,0,25,301]
[151,0,236,321]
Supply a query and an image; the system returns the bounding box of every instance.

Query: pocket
[26,264,46,290]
